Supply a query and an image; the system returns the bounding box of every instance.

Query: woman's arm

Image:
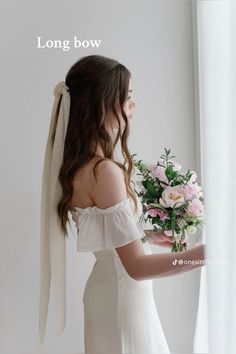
[116,235,205,281]
[133,243,205,280]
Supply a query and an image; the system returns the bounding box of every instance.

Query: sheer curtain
[192,1,236,353]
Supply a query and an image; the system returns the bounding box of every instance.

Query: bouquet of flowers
[132,148,204,252]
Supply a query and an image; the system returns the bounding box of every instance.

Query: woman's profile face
[111,78,136,132]
[123,78,136,121]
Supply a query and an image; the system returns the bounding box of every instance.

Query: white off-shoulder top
[70,197,145,252]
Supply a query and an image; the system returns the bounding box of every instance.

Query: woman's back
[70,155,103,210]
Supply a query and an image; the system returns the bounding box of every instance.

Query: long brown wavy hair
[57,55,138,236]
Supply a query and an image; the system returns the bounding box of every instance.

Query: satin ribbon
[39,81,70,343]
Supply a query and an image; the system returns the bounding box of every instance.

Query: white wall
[0,0,201,353]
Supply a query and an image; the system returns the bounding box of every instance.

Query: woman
[39,54,205,353]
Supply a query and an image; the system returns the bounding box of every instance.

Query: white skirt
[83,244,170,354]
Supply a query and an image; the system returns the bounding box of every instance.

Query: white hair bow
[39,81,70,343]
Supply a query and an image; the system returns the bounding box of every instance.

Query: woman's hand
[144,229,188,249]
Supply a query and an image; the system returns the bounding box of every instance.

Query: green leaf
[149,202,166,210]
[146,179,156,197]
[165,165,177,181]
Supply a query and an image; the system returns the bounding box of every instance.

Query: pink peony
[150,165,169,186]
[177,183,202,200]
[148,162,157,170]
[159,185,185,208]
[188,183,202,198]
[186,198,204,217]
[176,185,188,199]
[147,207,168,220]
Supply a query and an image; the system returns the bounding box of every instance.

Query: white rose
[172,162,182,172]
[186,225,197,234]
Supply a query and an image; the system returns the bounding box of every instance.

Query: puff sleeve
[71,197,144,252]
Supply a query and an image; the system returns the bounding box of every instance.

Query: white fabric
[193,219,208,353]
[71,197,170,353]
[39,81,70,343]
[73,198,144,251]
[193,2,236,353]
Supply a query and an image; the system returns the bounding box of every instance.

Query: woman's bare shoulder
[92,159,127,208]
[95,158,123,173]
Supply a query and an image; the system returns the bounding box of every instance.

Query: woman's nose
[130,98,136,108]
